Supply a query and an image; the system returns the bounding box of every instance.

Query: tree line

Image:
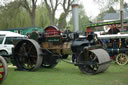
[0,0,122,31]
[0,0,90,31]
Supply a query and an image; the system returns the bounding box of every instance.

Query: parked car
[0,31,26,56]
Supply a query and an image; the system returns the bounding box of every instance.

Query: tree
[20,0,37,26]
[44,0,59,25]
[58,0,72,30]
[93,0,119,11]
[58,13,67,30]
[96,6,116,21]
[124,3,128,12]
[44,0,72,28]
[79,5,90,31]
[0,0,52,30]
[107,6,116,13]
[0,0,25,29]
[0,0,74,30]
[36,4,50,28]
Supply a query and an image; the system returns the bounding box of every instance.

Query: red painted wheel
[0,56,8,83]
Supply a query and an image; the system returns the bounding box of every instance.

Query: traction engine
[12,0,110,74]
[12,26,111,74]
[0,56,8,83]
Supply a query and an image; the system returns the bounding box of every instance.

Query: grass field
[2,61,128,85]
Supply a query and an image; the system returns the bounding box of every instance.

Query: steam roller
[11,0,111,74]
[77,49,110,74]
[12,26,111,74]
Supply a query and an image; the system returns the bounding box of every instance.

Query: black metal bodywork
[12,26,111,74]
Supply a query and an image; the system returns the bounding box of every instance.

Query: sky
[80,0,100,19]
[80,0,128,19]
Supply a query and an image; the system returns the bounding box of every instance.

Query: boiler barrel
[107,48,128,55]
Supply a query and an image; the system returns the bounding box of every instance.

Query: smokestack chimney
[72,0,79,33]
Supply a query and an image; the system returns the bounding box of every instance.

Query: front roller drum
[0,56,8,83]
[13,39,43,71]
[77,49,110,74]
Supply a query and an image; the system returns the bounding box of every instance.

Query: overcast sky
[80,0,128,19]
[80,0,100,19]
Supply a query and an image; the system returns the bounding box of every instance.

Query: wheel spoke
[13,39,43,71]
[116,53,128,65]
[78,49,110,74]
[92,56,97,62]
[20,43,27,53]
[29,55,37,58]
[28,45,34,54]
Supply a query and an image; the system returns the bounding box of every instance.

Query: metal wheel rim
[14,39,43,71]
[77,49,110,74]
[116,53,128,65]
[78,52,99,74]
[0,56,8,83]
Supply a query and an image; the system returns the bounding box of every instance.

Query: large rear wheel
[13,39,43,71]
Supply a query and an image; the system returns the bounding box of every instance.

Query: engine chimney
[72,0,79,33]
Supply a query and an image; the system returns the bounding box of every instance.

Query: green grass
[2,61,128,85]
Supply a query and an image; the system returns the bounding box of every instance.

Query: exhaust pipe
[72,0,79,33]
